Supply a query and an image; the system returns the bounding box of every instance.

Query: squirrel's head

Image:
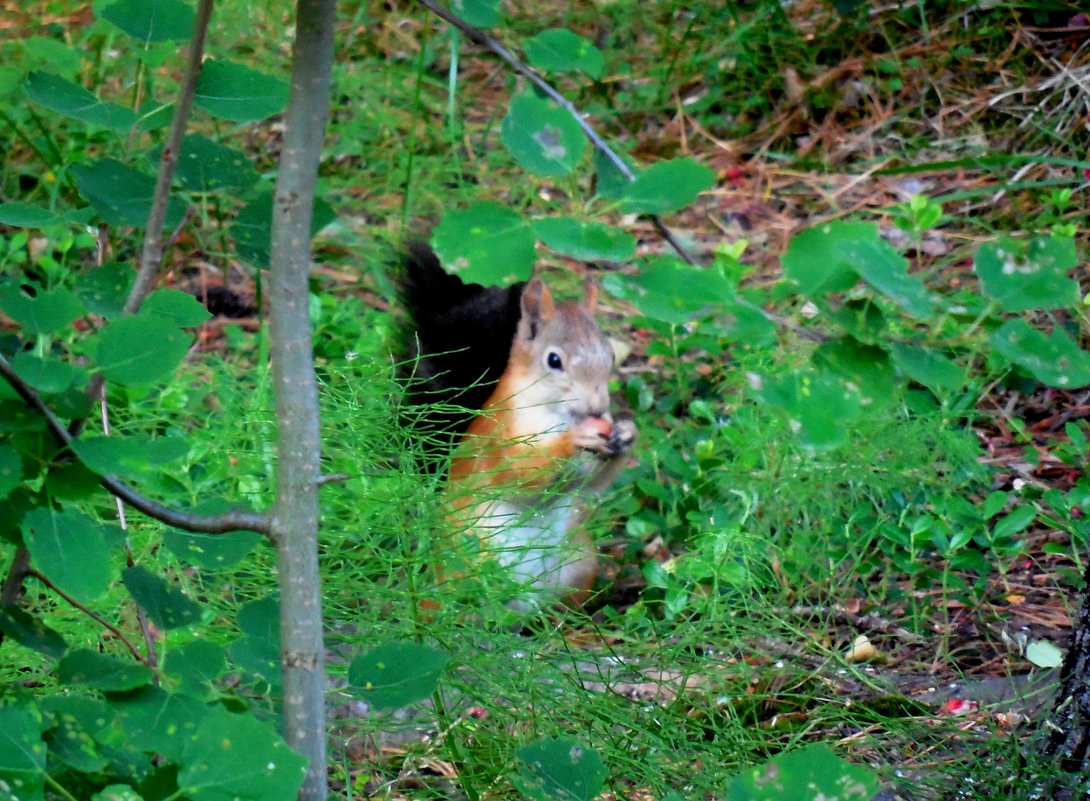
[508,277,614,428]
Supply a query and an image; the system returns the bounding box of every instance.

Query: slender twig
[415,0,699,265]
[0,354,272,536]
[28,570,151,667]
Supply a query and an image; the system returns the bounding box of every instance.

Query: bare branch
[416,0,699,265]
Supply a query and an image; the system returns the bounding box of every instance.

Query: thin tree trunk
[268,1,337,799]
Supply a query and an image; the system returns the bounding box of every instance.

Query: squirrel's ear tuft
[582,278,599,313]
[520,278,555,340]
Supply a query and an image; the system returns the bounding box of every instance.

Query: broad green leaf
[0,488,36,546]
[58,649,154,691]
[782,221,867,295]
[0,704,45,801]
[0,202,58,228]
[72,158,187,229]
[992,505,1036,540]
[21,37,81,81]
[99,0,196,43]
[122,566,202,630]
[613,256,730,325]
[232,191,335,267]
[96,313,193,385]
[991,319,1090,388]
[72,434,188,479]
[228,597,281,686]
[143,288,212,326]
[194,59,289,122]
[24,72,138,131]
[153,135,260,193]
[619,158,715,215]
[890,343,966,393]
[76,263,135,319]
[512,737,607,801]
[45,461,102,502]
[11,352,82,395]
[975,235,1079,312]
[177,709,308,801]
[813,337,897,408]
[137,98,174,131]
[452,0,499,27]
[753,370,863,452]
[45,706,108,773]
[163,529,262,569]
[501,94,586,177]
[843,236,933,319]
[22,507,113,603]
[0,444,22,500]
[1026,639,1064,669]
[0,605,66,658]
[524,29,604,78]
[432,203,535,285]
[164,640,227,694]
[348,641,449,710]
[0,67,22,97]
[111,686,205,762]
[0,403,43,435]
[532,217,635,261]
[726,744,879,800]
[92,785,144,801]
[0,284,84,335]
[593,148,634,201]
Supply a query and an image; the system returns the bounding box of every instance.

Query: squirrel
[399,241,637,611]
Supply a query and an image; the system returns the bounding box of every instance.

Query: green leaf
[890,343,966,393]
[348,641,449,710]
[432,203,536,285]
[619,158,715,215]
[58,649,154,691]
[24,71,138,131]
[154,135,260,193]
[532,218,634,262]
[0,444,22,501]
[0,202,58,228]
[813,337,897,408]
[0,605,66,658]
[22,507,113,603]
[72,158,187,230]
[975,235,1079,312]
[593,148,634,201]
[726,744,879,800]
[991,319,1090,388]
[451,0,499,27]
[992,505,1036,540]
[0,704,45,801]
[111,686,205,762]
[92,785,144,801]
[163,529,262,569]
[524,29,604,78]
[144,288,213,326]
[12,352,82,395]
[99,0,196,43]
[194,59,289,122]
[227,597,281,686]
[753,370,863,452]
[615,256,730,325]
[501,94,586,177]
[177,709,308,801]
[0,284,84,335]
[1026,640,1064,669]
[71,433,188,479]
[164,640,227,694]
[782,221,868,296]
[232,191,335,267]
[45,706,108,773]
[842,235,933,319]
[96,313,193,385]
[76,263,135,319]
[122,566,202,630]
[512,737,607,801]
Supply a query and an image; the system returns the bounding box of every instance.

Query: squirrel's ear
[520,279,555,340]
[582,278,599,313]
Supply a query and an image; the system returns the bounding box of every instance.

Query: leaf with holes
[24,71,138,130]
[122,566,202,630]
[58,650,153,691]
[22,507,113,603]
[152,134,260,193]
[194,59,289,122]
[432,203,535,285]
[501,94,585,177]
[72,158,187,229]
[0,704,45,801]
[95,313,193,386]
[524,29,604,78]
[348,642,449,710]
[512,737,607,801]
[975,235,1079,312]
[991,319,1090,389]
[533,217,634,261]
[0,284,84,335]
[99,0,195,43]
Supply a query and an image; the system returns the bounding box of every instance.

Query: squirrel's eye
[546,351,564,371]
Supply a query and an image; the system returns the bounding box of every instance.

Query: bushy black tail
[398,241,524,468]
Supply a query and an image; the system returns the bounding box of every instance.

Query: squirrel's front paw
[605,418,637,455]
